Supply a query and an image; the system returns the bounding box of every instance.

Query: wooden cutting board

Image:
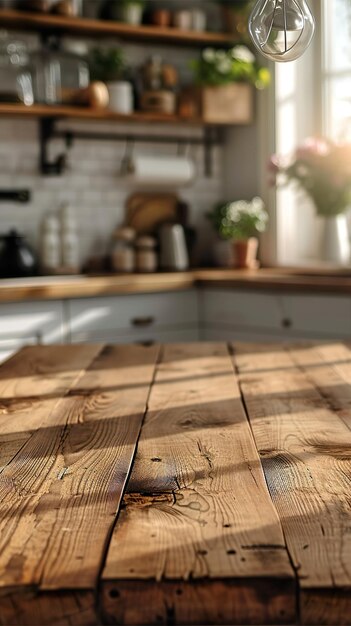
[125,193,185,235]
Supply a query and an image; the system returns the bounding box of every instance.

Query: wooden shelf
[0,103,205,125]
[0,9,234,47]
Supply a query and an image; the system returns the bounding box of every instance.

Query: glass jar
[111,227,136,274]
[32,38,90,105]
[0,31,34,105]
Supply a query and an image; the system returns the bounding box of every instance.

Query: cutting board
[125,193,186,235]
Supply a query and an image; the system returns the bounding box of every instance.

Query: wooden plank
[0,344,103,470]
[0,103,204,125]
[0,9,234,46]
[101,343,295,625]
[232,342,351,625]
[0,272,195,303]
[0,344,159,625]
[287,341,351,432]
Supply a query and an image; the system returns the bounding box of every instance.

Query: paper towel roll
[121,154,195,187]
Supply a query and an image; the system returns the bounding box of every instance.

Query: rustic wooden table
[0,342,350,626]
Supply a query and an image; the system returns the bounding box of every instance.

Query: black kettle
[0,230,38,278]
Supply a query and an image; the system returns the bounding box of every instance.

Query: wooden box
[180,84,253,125]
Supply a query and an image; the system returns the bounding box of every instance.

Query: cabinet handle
[131,316,155,328]
[282,318,292,329]
[135,340,156,347]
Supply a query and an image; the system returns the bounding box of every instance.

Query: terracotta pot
[152,9,171,28]
[233,238,259,269]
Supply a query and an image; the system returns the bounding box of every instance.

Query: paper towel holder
[39,118,222,178]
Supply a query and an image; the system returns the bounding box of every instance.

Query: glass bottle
[0,30,34,105]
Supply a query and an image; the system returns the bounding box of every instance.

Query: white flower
[231,45,255,64]
[217,58,231,74]
[203,48,215,62]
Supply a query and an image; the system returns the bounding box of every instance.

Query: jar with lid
[111,227,136,273]
[0,31,34,105]
[32,38,90,105]
[136,236,158,273]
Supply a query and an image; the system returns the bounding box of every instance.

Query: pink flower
[296,137,330,161]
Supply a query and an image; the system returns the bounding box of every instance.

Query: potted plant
[189,45,270,124]
[89,47,134,114]
[207,197,268,268]
[269,138,351,265]
[215,0,253,39]
[120,0,146,25]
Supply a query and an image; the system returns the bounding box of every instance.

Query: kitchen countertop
[1,341,350,626]
[1,267,351,302]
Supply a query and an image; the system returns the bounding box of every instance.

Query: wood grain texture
[0,344,102,470]
[0,344,159,625]
[232,342,351,625]
[101,343,295,625]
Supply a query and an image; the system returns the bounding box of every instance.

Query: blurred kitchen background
[0,0,350,360]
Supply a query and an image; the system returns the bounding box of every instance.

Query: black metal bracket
[39,118,71,176]
[0,189,31,203]
[39,117,223,178]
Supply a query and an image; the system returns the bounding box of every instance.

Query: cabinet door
[280,294,351,338]
[0,301,65,363]
[71,328,199,345]
[200,289,282,332]
[201,328,290,343]
[68,291,198,336]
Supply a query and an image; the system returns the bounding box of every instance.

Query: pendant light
[248,0,315,62]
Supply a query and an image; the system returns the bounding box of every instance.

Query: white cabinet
[68,291,199,345]
[200,289,351,341]
[0,300,65,363]
[199,289,282,332]
[280,294,351,337]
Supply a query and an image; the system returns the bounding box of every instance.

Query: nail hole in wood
[109,588,120,599]
[151,457,162,462]
[227,549,236,555]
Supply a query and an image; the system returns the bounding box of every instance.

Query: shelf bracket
[39,118,69,176]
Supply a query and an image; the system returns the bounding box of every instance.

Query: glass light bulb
[248,0,315,62]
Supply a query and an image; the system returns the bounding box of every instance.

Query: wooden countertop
[1,341,351,626]
[2,267,351,302]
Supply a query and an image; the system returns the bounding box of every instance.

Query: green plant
[208,198,268,240]
[191,46,271,90]
[89,47,126,82]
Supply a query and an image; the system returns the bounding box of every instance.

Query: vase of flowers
[189,45,270,124]
[207,197,268,268]
[270,138,351,265]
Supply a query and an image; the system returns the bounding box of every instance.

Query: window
[322,0,351,140]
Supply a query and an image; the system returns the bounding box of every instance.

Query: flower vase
[233,237,259,269]
[321,214,351,266]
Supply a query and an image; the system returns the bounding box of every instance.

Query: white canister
[41,215,61,272]
[173,10,192,30]
[121,3,144,25]
[192,9,207,31]
[107,81,134,114]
